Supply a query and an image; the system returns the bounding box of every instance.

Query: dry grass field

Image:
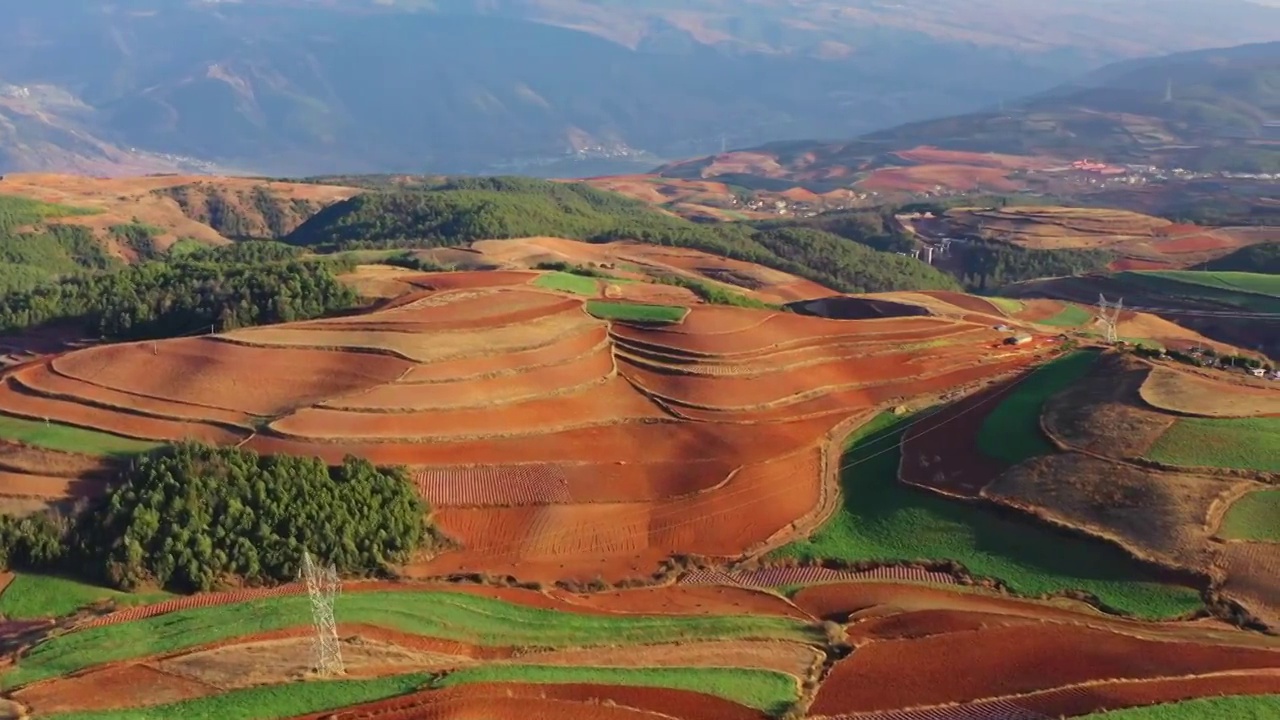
[1140,366,1280,418]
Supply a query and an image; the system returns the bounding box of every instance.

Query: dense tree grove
[1197,242,1280,274]
[287,178,962,294]
[72,444,429,592]
[0,242,359,338]
[958,240,1114,290]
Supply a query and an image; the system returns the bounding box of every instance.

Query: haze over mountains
[2,0,1279,177]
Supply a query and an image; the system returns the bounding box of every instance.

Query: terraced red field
[0,278,1052,581]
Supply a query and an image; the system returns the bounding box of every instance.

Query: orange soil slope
[7,279,1051,581]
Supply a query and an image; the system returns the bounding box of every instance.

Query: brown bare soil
[0,441,113,478]
[0,470,108,501]
[1140,366,1280,418]
[337,265,427,300]
[1219,542,1280,630]
[809,623,1280,714]
[13,663,219,714]
[401,324,607,384]
[516,639,821,677]
[899,379,1013,498]
[51,337,411,416]
[844,609,1043,644]
[985,453,1238,570]
[859,164,1025,193]
[1041,354,1177,460]
[405,270,540,290]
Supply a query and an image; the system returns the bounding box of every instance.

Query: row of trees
[0,444,432,593]
[286,178,964,295]
[956,240,1114,291]
[0,242,359,339]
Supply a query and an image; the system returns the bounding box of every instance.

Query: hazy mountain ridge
[3,1,1279,176]
[659,41,1280,189]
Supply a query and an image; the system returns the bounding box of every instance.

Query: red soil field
[13,663,217,714]
[309,293,582,333]
[809,623,1280,714]
[679,566,957,588]
[0,471,107,500]
[271,377,670,441]
[1154,233,1238,254]
[415,464,574,506]
[0,378,244,444]
[12,362,254,427]
[400,324,607,383]
[1013,300,1070,323]
[893,146,1055,171]
[289,682,768,720]
[1109,257,1176,271]
[899,379,1016,497]
[1016,671,1280,719]
[914,291,1004,316]
[843,609,1042,644]
[404,270,539,290]
[51,337,411,416]
[327,341,614,411]
[859,165,1024,194]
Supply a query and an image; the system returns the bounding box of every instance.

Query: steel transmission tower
[301,550,344,676]
[1097,293,1123,343]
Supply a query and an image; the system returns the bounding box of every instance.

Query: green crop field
[438,665,798,716]
[977,350,1099,465]
[1081,694,1280,719]
[773,412,1204,620]
[1117,271,1280,314]
[0,195,100,229]
[1136,270,1280,298]
[1037,304,1093,327]
[1219,490,1280,541]
[0,574,172,621]
[986,297,1025,314]
[533,271,600,296]
[3,590,820,689]
[42,672,432,720]
[585,300,688,323]
[1145,417,1280,473]
[0,413,162,457]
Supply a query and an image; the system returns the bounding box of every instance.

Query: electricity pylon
[301,550,344,676]
[1098,293,1123,344]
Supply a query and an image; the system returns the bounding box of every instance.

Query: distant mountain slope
[3,1,1280,176]
[660,41,1280,188]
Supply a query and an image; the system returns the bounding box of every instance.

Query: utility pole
[301,551,344,676]
[1097,294,1123,344]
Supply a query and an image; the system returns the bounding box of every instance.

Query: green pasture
[1145,417,1280,473]
[1081,695,1280,719]
[533,270,601,296]
[1219,490,1280,541]
[0,574,172,621]
[0,195,100,229]
[977,350,1099,465]
[437,665,798,716]
[1118,271,1280,314]
[773,411,1204,620]
[986,297,1024,315]
[3,589,820,689]
[0,413,162,457]
[42,672,432,720]
[585,300,688,323]
[1037,303,1094,327]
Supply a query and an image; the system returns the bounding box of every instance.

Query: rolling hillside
[660,41,1280,190]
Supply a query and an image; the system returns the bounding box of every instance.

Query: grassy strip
[4,590,820,689]
[0,413,162,457]
[1037,304,1093,327]
[1220,490,1280,541]
[656,274,781,310]
[976,350,1099,465]
[986,297,1024,314]
[1135,270,1280,298]
[533,271,600,296]
[585,300,687,323]
[1117,271,1280,314]
[43,672,432,720]
[0,574,172,621]
[437,665,798,716]
[1145,417,1280,473]
[773,412,1204,620]
[0,195,100,228]
[1080,694,1280,718]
